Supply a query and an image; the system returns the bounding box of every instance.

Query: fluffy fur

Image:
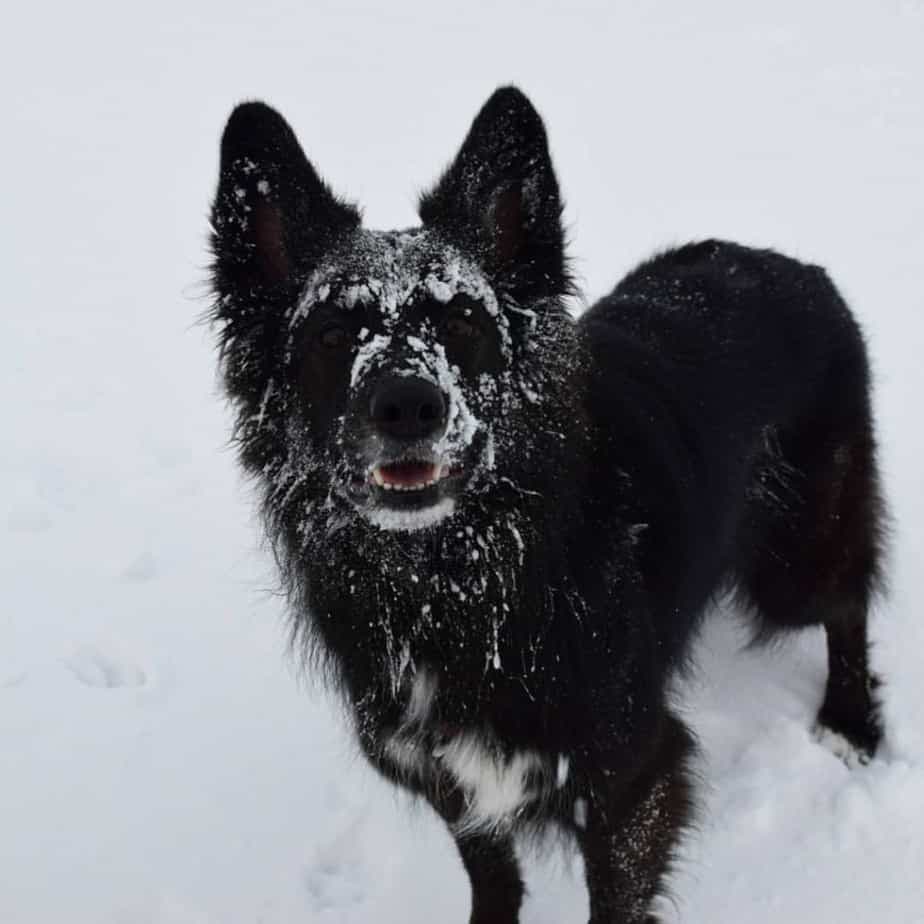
[208,86,886,923]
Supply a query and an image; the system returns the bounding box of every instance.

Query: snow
[2,1,922,922]
[290,229,501,535]
[365,496,457,533]
[350,332,392,387]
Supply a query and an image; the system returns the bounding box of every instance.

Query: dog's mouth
[341,431,489,530]
[370,460,451,492]
[348,454,469,522]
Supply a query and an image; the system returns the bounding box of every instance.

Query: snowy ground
[3,1,923,921]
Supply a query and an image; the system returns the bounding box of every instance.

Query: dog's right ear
[210,102,360,297]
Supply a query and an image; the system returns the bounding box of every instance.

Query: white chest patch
[434,733,543,833]
[380,669,551,832]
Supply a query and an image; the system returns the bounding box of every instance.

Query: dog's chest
[380,669,558,832]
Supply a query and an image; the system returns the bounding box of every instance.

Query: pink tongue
[379,461,438,487]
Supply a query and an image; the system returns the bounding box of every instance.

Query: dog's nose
[369,376,447,440]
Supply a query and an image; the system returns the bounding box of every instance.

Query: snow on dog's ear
[419,86,571,300]
[210,102,360,297]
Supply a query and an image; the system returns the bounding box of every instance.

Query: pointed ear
[210,102,360,297]
[419,86,571,300]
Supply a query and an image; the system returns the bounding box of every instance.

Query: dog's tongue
[373,460,441,488]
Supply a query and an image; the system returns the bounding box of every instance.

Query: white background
[2,1,922,921]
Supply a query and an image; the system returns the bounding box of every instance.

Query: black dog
[209,87,885,923]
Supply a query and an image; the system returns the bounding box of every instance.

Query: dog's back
[580,239,882,674]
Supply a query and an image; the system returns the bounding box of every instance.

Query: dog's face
[287,227,510,531]
[211,88,574,535]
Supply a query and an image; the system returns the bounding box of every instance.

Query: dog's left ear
[419,86,570,300]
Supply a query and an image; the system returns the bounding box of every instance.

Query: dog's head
[210,87,576,536]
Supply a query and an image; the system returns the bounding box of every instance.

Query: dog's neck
[294,481,563,698]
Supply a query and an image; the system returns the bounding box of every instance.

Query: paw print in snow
[63,648,147,688]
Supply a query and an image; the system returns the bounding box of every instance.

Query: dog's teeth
[371,463,445,492]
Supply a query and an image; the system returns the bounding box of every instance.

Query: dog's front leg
[426,787,524,924]
[576,714,694,924]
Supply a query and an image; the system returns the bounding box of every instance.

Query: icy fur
[289,229,508,346]
[365,497,457,533]
[215,216,581,720]
[281,228,522,529]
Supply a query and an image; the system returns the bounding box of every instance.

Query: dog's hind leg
[738,417,886,759]
[427,788,524,924]
[816,596,882,759]
[573,713,695,924]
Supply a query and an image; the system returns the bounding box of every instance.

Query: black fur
[208,86,886,923]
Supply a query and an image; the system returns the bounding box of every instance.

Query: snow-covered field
[3,2,923,921]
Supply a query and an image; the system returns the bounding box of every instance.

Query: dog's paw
[813,723,874,768]
[814,693,883,766]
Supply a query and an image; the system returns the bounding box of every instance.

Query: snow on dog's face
[286,228,510,531]
[210,88,573,536]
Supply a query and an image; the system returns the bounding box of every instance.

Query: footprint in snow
[6,504,53,532]
[63,648,147,689]
[304,816,371,911]
[119,550,158,582]
[304,859,367,911]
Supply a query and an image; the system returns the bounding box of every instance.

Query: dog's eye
[444,311,479,340]
[317,324,350,349]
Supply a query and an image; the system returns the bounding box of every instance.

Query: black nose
[369,376,447,440]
